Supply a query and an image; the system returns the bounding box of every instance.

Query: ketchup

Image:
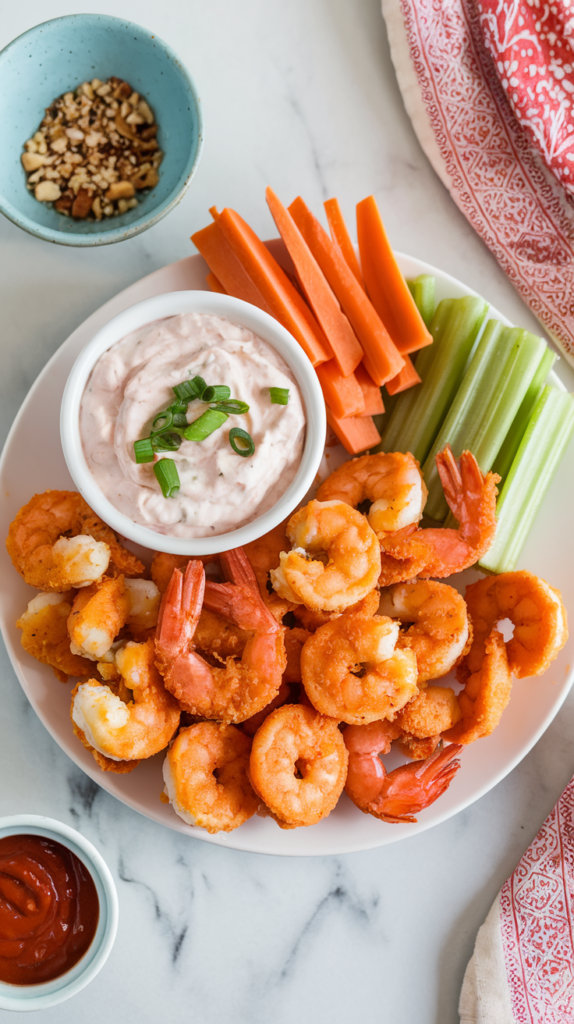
[0,834,99,986]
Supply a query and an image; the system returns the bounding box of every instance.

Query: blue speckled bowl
[0,15,203,246]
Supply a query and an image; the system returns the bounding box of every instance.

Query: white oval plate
[1,245,572,856]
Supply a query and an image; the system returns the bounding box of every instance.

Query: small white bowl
[60,291,326,555]
[0,815,118,1012]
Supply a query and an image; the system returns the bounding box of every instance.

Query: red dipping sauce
[0,834,99,986]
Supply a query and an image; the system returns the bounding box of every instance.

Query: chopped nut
[138,100,154,125]
[21,152,47,172]
[50,136,68,154]
[105,180,135,201]
[72,188,94,218]
[22,76,164,219]
[35,181,61,202]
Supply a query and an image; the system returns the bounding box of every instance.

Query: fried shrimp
[395,686,462,759]
[270,500,381,612]
[344,722,462,823]
[155,551,286,724]
[377,448,499,585]
[68,576,131,660]
[163,722,259,833]
[71,639,180,770]
[378,580,470,683]
[444,629,512,744]
[301,591,418,724]
[7,490,144,591]
[17,592,94,683]
[463,570,568,679]
[317,451,427,535]
[249,704,348,828]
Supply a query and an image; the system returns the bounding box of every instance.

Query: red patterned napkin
[381,0,574,367]
[459,776,574,1023]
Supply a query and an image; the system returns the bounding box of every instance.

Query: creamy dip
[80,313,306,537]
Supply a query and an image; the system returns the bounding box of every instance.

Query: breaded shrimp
[71,639,180,770]
[317,451,427,535]
[7,490,144,591]
[249,704,348,828]
[17,592,94,683]
[301,591,418,724]
[378,580,470,683]
[270,500,381,612]
[163,722,259,833]
[444,629,513,744]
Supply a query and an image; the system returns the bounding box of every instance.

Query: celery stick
[376,296,488,464]
[423,326,547,520]
[479,386,574,573]
[492,346,556,482]
[407,274,436,327]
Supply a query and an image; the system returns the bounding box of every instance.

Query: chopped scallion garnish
[134,438,154,463]
[153,458,180,498]
[173,375,207,403]
[229,427,255,457]
[269,387,290,405]
[202,384,231,403]
[152,431,183,452]
[184,408,228,441]
[212,399,250,415]
[151,409,174,435]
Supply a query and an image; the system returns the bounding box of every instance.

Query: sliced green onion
[269,387,290,405]
[229,427,255,457]
[173,375,207,403]
[171,413,189,428]
[407,274,436,327]
[151,409,174,435]
[202,385,231,403]
[152,431,183,452]
[422,323,547,520]
[154,457,180,498]
[212,400,250,415]
[134,437,154,463]
[184,409,228,441]
[376,296,488,463]
[479,387,574,573]
[493,345,556,483]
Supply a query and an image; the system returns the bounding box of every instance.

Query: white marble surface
[1,1,574,1021]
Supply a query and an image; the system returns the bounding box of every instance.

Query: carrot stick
[354,362,385,414]
[315,361,365,419]
[385,354,422,396]
[206,272,227,294]
[356,196,433,355]
[191,221,274,315]
[209,206,220,219]
[326,406,381,454]
[324,198,364,287]
[215,208,333,367]
[266,187,363,376]
[288,196,404,385]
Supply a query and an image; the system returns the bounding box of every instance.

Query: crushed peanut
[22,77,163,220]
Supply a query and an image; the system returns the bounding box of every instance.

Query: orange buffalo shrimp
[270,500,381,612]
[17,592,95,683]
[316,451,427,535]
[155,550,286,724]
[444,629,513,745]
[300,591,418,724]
[249,704,348,828]
[343,722,462,823]
[163,722,259,833]
[7,490,144,591]
[378,580,470,683]
[377,448,499,585]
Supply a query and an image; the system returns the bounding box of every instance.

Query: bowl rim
[0,814,118,1012]
[60,290,326,555]
[0,13,204,247]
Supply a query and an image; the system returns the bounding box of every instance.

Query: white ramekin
[0,815,118,1012]
[60,291,326,555]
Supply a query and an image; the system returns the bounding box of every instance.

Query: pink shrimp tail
[156,560,205,661]
[204,547,280,633]
[344,721,402,807]
[373,743,463,823]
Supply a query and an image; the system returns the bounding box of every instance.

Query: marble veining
[2,0,574,1021]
